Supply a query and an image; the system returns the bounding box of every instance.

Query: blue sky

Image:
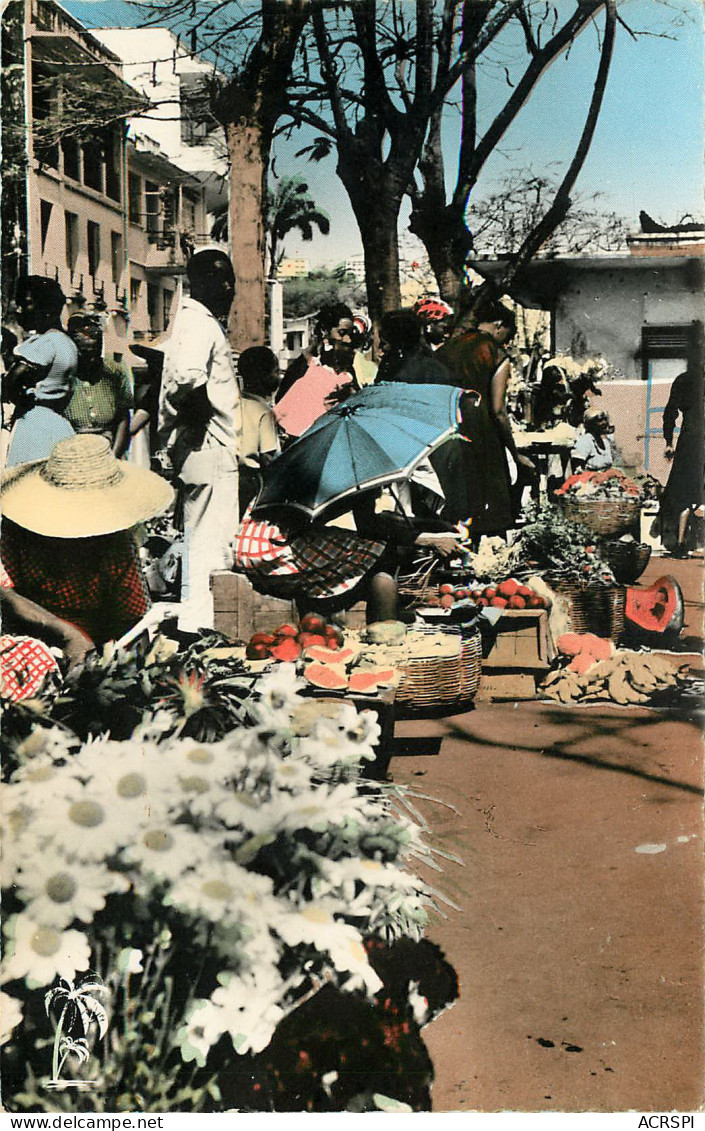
[65,0,704,265]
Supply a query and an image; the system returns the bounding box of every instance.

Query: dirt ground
[389,555,704,1113]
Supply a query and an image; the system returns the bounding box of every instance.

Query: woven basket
[551,582,626,642]
[396,623,482,711]
[555,495,640,537]
[599,540,651,585]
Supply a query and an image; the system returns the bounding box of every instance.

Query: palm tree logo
[44,974,109,1088]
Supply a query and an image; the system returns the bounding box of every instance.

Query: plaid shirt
[65,361,134,434]
[234,511,385,599]
[1,525,150,646]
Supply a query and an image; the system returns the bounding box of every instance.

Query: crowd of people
[1,247,702,685]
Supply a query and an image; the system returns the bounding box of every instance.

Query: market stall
[0,630,459,1113]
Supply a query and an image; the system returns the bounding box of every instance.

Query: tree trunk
[408,203,469,309]
[225,119,268,352]
[357,204,402,334]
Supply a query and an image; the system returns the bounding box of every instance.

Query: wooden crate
[476,672,539,701]
[335,601,367,631]
[211,571,297,642]
[480,609,554,672]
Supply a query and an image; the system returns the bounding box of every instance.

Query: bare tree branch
[499,0,617,279]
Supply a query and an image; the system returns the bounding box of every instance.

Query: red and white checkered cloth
[1,560,15,590]
[0,635,59,702]
[234,509,385,600]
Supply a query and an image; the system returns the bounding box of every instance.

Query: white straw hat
[1,435,174,538]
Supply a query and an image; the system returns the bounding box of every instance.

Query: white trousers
[177,447,239,633]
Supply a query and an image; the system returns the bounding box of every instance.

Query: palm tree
[211,175,330,278]
[265,175,330,279]
[45,974,109,1083]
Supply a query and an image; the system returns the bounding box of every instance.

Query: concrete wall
[554,261,702,379]
[553,259,702,482]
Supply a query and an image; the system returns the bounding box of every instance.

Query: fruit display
[540,647,690,705]
[554,468,641,500]
[464,578,549,611]
[624,575,684,638]
[242,615,403,696]
[245,613,345,662]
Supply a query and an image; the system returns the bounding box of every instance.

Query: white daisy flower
[214,790,278,836]
[269,757,314,793]
[14,724,77,767]
[7,762,80,813]
[274,905,382,996]
[166,858,276,923]
[293,725,370,770]
[174,998,225,1067]
[40,784,143,862]
[120,821,209,883]
[210,970,288,1054]
[164,739,236,789]
[131,708,177,743]
[0,913,91,989]
[88,767,171,827]
[275,783,377,833]
[15,853,129,929]
[69,735,138,781]
[251,664,306,728]
[0,991,23,1046]
[317,855,421,892]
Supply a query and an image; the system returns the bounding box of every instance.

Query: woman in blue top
[571,407,614,472]
[4,277,77,466]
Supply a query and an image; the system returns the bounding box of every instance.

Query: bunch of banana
[540,649,690,705]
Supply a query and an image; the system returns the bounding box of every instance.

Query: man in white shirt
[158,249,240,633]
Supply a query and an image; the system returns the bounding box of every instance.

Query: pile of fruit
[540,632,690,704]
[244,614,400,696]
[436,578,549,611]
[555,468,641,500]
[245,613,345,662]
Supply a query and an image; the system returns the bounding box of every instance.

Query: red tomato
[246,642,269,660]
[489,596,508,608]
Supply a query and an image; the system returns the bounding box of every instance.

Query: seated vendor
[0,434,173,649]
[234,478,460,624]
[571,407,615,473]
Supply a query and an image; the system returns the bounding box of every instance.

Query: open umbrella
[252,382,463,521]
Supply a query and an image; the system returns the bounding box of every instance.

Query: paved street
[389,557,704,1112]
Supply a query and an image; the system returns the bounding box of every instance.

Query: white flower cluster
[1,664,431,1063]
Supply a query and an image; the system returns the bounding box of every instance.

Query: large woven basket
[599,539,651,585]
[396,623,482,711]
[551,582,626,642]
[555,495,640,537]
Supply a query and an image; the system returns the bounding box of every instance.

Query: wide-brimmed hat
[1,434,174,538]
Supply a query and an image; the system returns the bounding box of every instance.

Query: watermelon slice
[625,575,684,636]
[348,669,397,695]
[304,646,357,666]
[304,663,348,691]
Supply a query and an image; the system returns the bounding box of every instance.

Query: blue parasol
[252,382,463,521]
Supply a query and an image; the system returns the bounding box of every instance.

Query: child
[237,346,281,511]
